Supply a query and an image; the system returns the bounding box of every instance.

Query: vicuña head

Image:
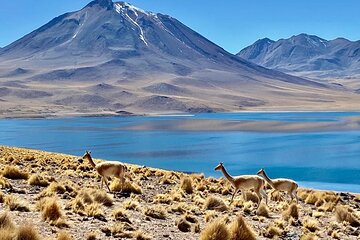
[78,150,91,164]
[214,162,224,171]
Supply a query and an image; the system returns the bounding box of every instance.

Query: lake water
[1,112,360,193]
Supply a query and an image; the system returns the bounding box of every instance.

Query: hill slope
[238,34,360,85]
[0,2,359,116]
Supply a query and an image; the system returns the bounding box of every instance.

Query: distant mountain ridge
[237,33,360,79]
[0,1,359,116]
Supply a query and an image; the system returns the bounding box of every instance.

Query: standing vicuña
[215,162,268,205]
[78,151,128,192]
[257,168,298,203]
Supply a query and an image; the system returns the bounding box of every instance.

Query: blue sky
[1,0,360,53]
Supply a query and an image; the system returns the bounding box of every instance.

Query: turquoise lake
[1,112,359,193]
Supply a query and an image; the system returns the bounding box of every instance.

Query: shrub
[110,179,142,194]
[57,231,72,240]
[91,189,113,206]
[282,203,299,220]
[228,215,256,240]
[256,202,270,218]
[16,225,41,240]
[303,217,319,232]
[176,217,191,232]
[2,166,28,180]
[180,177,193,194]
[28,174,49,187]
[335,205,360,227]
[199,218,230,240]
[0,212,14,229]
[144,206,166,219]
[264,225,282,238]
[4,195,30,212]
[203,196,228,212]
[112,208,131,223]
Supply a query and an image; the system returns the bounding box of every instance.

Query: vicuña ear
[220,162,223,165]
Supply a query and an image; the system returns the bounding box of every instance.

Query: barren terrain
[0,146,359,239]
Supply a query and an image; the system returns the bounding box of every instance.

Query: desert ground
[0,146,359,239]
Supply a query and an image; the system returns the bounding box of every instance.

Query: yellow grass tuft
[199,217,230,240]
[180,177,193,194]
[28,174,49,187]
[335,205,360,227]
[86,232,97,240]
[57,231,72,240]
[0,228,14,240]
[243,191,259,203]
[176,217,191,232]
[90,189,113,206]
[37,197,67,227]
[4,195,30,212]
[144,206,166,219]
[300,233,318,240]
[85,202,105,219]
[203,196,228,212]
[264,224,283,238]
[256,202,270,218]
[228,215,256,240]
[110,179,142,194]
[112,208,131,223]
[133,230,152,240]
[16,224,41,240]
[2,166,28,180]
[282,203,299,220]
[0,176,12,189]
[123,199,140,211]
[0,212,14,229]
[303,217,319,232]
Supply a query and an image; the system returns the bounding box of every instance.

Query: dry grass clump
[243,191,259,203]
[0,176,12,189]
[57,231,72,240]
[86,232,97,240]
[153,193,172,204]
[16,224,41,240]
[264,224,282,239]
[199,217,230,240]
[0,212,14,229]
[203,196,228,212]
[282,203,299,220]
[90,189,113,206]
[123,199,140,211]
[37,182,66,198]
[256,202,270,218]
[0,228,14,240]
[228,215,256,240]
[28,174,49,187]
[103,222,135,238]
[180,177,193,194]
[85,203,105,219]
[303,217,319,232]
[2,166,28,180]
[144,206,166,220]
[335,205,360,227]
[37,197,67,227]
[4,195,30,212]
[176,217,192,232]
[112,208,131,223]
[300,233,318,240]
[110,179,142,194]
[132,230,152,240]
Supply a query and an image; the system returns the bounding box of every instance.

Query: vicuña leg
[102,177,111,192]
[230,189,239,204]
[260,188,268,205]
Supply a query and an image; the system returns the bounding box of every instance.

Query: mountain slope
[237,34,360,80]
[0,2,359,117]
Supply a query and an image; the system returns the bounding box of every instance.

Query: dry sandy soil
[0,146,359,239]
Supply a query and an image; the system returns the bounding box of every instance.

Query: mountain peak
[86,0,113,9]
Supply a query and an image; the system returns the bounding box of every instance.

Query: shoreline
[1,109,360,120]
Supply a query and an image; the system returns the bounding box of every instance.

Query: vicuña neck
[261,171,274,187]
[86,156,96,168]
[220,166,235,184]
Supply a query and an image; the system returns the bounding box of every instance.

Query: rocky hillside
[0,146,359,239]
